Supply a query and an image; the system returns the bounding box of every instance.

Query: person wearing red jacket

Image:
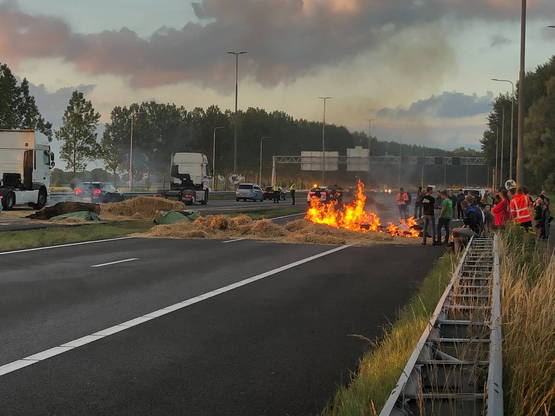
[492,189,510,228]
[510,187,533,230]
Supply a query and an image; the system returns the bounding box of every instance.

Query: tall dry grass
[500,226,555,416]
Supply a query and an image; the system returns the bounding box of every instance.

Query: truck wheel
[236,198,240,202]
[33,188,47,210]
[2,192,15,210]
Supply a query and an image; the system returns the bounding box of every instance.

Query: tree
[56,91,101,173]
[0,63,52,139]
[101,106,132,185]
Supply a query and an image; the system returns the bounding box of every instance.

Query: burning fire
[305,181,419,238]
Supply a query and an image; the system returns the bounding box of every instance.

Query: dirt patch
[141,216,418,247]
[100,197,185,220]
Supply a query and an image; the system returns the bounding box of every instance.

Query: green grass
[0,221,152,252]
[322,252,456,416]
[224,205,305,220]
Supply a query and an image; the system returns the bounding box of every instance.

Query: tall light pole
[516,0,526,185]
[492,79,515,180]
[259,136,271,185]
[212,126,224,190]
[129,113,134,192]
[367,117,375,185]
[500,106,505,186]
[227,51,248,174]
[318,97,332,184]
[495,124,500,189]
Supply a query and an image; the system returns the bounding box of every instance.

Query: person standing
[492,189,510,228]
[272,184,280,204]
[289,183,296,205]
[396,187,409,220]
[456,189,465,219]
[415,186,423,218]
[435,190,453,245]
[510,187,533,231]
[421,186,436,245]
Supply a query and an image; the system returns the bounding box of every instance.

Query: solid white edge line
[90,258,139,268]
[270,213,305,220]
[222,238,246,244]
[0,237,134,256]
[0,244,351,378]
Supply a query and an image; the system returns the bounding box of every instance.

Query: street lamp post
[367,117,375,185]
[129,114,134,192]
[516,0,527,184]
[212,126,224,190]
[492,79,515,180]
[259,136,271,185]
[318,97,332,184]
[500,106,505,186]
[495,124,500,189]
[227,51,248,174]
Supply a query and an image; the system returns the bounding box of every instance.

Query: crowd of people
[395,185,552,246]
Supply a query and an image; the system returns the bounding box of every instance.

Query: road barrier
[379,235,502,416]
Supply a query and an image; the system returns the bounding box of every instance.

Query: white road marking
[222,238,246,244]
[270,213,305,220]
[90,258,139,268]
[0,237,134,256]
[0,244,351,377]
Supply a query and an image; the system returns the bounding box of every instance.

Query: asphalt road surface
[0,237,442,416]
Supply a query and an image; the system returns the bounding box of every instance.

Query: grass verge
[500,226,554,416]
[224,205,305,220]
[0,221,152,252]
[322,251,456,415]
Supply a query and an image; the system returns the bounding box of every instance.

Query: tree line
[481,55,555,192]
[1,61,478,186]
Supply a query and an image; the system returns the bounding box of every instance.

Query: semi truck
[157,152,210,205]
[0,130,55,210]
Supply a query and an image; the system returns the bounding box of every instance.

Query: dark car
[263,186,286,201]
[74,182,124,203]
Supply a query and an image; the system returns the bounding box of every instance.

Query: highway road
[0,237,442,415]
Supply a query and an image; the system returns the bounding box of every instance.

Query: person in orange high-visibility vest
[510,186,533,231]
[396,187,409,219]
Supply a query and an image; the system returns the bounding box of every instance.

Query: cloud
[26,82,96,128]
[490,34,511,48]
[377,91,494,119]
[0,0,553,90]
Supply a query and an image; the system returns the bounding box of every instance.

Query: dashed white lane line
[0,244,351,377]
[90,258,139,268]
[222,238,246,244]
[0,237,134,256]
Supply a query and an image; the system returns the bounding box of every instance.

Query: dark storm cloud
[378,91,494,119]
[490,34,511,48]
[27,82,96,127]
[0,0,553,89]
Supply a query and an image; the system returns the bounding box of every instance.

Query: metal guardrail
[379,235,503,416]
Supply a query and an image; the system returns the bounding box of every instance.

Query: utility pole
[492,79,515,179]
[227,51,247,174]
[500,106,505,186]
[212,126,224,190]
[318,97,332,184]
[516,0,526,185]
[259,136,271,185]
[367,118,374,185]
[495,125,500,189]
[129,114,134,192]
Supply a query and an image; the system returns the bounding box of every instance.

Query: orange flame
[305,181,419,238]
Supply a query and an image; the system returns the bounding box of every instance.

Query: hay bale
[194,215,235,231]
[287,232,346,245]
[100,197,184,219]
[29,202,100,220]
[284,219,309,232]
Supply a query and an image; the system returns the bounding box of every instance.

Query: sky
[2,0,555,156]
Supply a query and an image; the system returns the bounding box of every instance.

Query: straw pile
[143,216,417,246]
[100,197,184,220]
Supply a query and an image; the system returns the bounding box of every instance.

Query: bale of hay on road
[247,220,286,238]
[100,197,184,220]
[28,202,100,220]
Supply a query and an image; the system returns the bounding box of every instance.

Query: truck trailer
[157,152,210,205]
[0,130,55,210]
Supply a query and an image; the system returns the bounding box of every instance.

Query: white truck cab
[0,129,54,210]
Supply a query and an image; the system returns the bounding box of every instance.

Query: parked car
[74,182,124,203]
[263,186,286,201]
[236,183,264,202]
